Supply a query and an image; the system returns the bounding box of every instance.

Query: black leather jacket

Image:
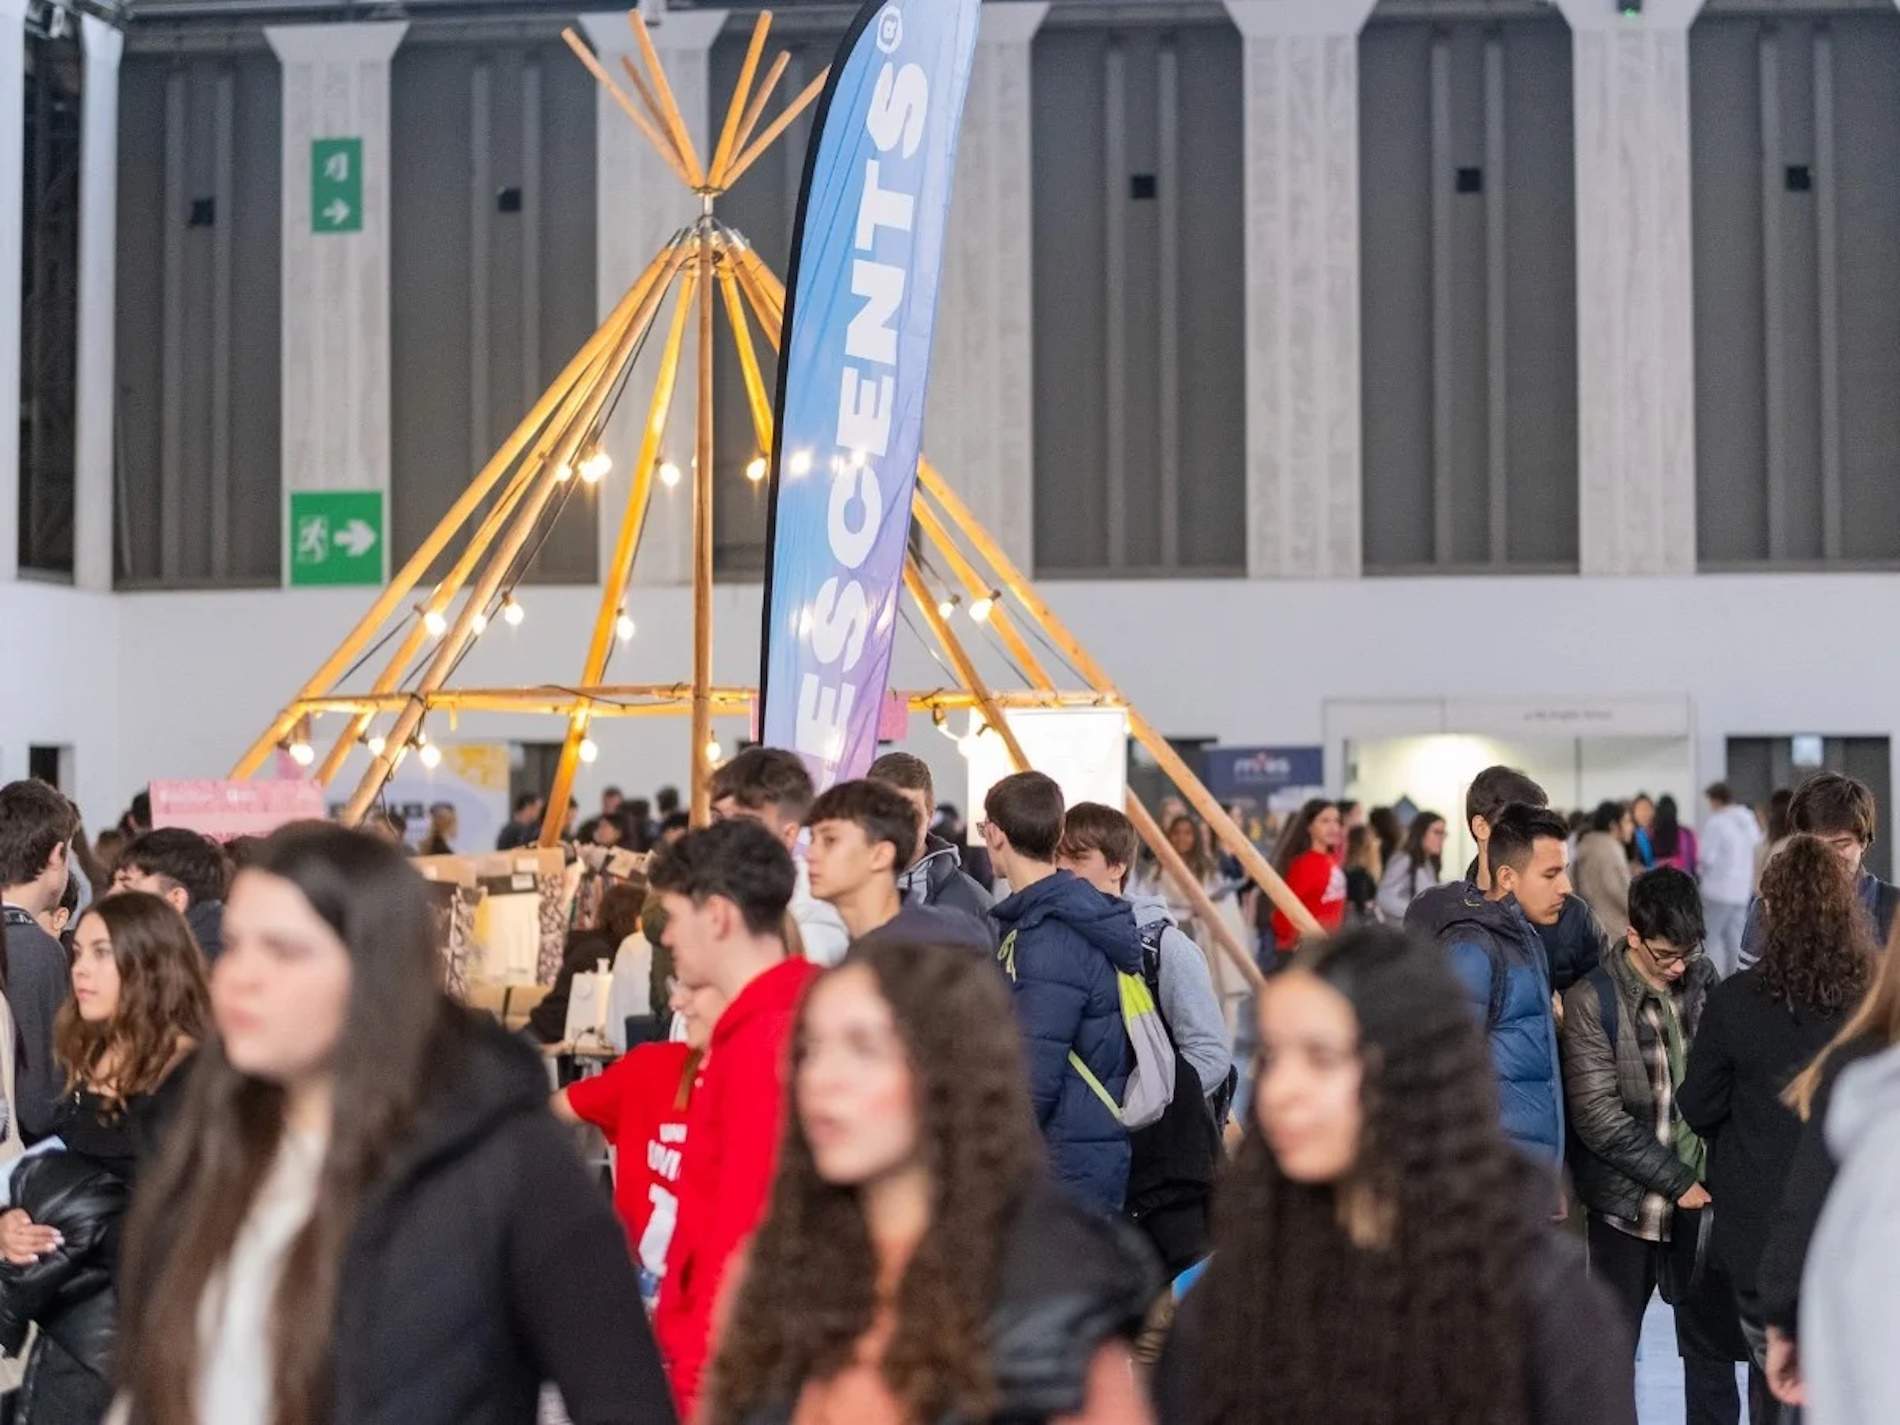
[738,1181,1159,1425]
[0,1149,130,1420]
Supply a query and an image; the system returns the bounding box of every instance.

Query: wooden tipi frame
[231,9,1319,984]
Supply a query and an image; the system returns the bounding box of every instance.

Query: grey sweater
[1803,1045,1900,1425]
[1,914,74,1142]
[1126,894,1231,1096]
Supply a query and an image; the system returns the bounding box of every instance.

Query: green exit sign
[290,489,384,586]
[311,137,363,234]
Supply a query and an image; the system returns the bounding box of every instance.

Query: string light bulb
[366,733,387,758]
[502,595,525,628]
[706,737,724,764]
[579,447,612,484]
[615,611,636,642]
[554,461,574,483]
[416,732,442,771]
[471,609,488,634]
[745,456,768,484]
[659,461,682,489]
[578,738,599,765]
[423,608,448,637]
[937,593,960,620]
[970,590,999,624]
[288,738,315,768]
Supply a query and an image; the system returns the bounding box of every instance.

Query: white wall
[6,570,1899,835]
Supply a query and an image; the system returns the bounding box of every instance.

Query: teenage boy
[1740,771,1898,970]
[706,747,849,967]
[983,771,1144,1212]
[116,827,231,961]
[0,780,80,1141]
[1412,802,1571,1168]
[1563,868,1747,1422]
[647,819,817,1420]
[1408,764,1606,994]
[866,751,992,920]
[805,779,992,954]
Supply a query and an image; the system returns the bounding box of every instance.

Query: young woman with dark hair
[706,939,1157,1425]
[1373,812,1444,923]
[1262,799,1346,955]
[1680,834,1878,1418]
[1154,925,1633,1425]
[0,891,207,1424]
[109,822,671,1425]
[1651,796,1698,876]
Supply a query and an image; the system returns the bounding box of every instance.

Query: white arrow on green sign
[289,490,384,586]
[312,138,363,234]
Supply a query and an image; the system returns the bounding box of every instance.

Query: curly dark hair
[1189,924,1539,1425]
[1757,834,1876,1013]
[705,940,1045,1425]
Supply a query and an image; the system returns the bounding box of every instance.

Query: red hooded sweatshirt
[656,954,818,1419]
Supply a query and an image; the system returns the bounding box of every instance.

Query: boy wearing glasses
[1562,867,1748,1421]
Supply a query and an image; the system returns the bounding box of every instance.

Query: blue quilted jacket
[991,872,1144,1211]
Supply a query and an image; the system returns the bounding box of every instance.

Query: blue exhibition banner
[756,0,982,790]
[1204,746,1328,816]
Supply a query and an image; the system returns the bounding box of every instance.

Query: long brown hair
[1755,835,1876,1014]
[1272,798,1336,878]
[706,940,1045,1425]
[117,822,452,1425]
[55,891,208,1110]
[1192,925,1536,1425]
[1787,909,1900,1119]
[1167,813,1214,883]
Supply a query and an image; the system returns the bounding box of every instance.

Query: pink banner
[150,779,327,843]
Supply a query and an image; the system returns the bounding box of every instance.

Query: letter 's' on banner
[755,0,982,790]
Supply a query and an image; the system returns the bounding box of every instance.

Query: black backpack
[1125,922,1229,1219]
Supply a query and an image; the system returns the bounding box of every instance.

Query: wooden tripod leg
[727,52,789,173]
[339,241,692,826]
[912,495,1052,689]
[1127,791,1265,993]
[233,248,674,779]
[903,557,1028,771]
[717,264,774,450]
[721,66,827,192]
[539,269,699,845]
[630,13,706,187]
[560,27,695,191]
[708,12,770,189]
[690,233,717,827]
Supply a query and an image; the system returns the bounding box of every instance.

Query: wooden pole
[689,234,717,826]
[560,28,696,190]
[1127,791,1265,992]
[293,686,1109,718]
[903,557,1029,772]
[338,240,691,826]
[716,263,774,450]
[708,12,770,189]
[230,251,673,779]
[913,459,1322,937]
[726,51,788,174]
[630,12,706,187]
[720,67,827,191]
[539,269,699,844]
[911,496,1048,686]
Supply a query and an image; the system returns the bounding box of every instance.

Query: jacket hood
[184,899,224,958]
[1125,892,1176,931]
[909,834,963,880]
[1825,1043,1900,1164]
[383,1008,551,1191]
[993,871,1143,974]
[1408,878,1529,943]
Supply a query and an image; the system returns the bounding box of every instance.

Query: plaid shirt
[1605,996,1680,1243]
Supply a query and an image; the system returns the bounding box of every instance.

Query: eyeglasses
[1639,939,1704,970]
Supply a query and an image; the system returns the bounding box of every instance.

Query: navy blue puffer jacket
[991,872,1144,1212]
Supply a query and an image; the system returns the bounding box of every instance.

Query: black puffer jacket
[899,835,994,923]
[0,1150,129,1425]
[737,1180,1159,1425]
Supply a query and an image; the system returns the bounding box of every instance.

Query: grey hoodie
[1126,893,1231,1096]
[1803,1044,1900,1425]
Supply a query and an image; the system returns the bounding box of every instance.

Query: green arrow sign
[311,137,364,234]
[290,490,384,586]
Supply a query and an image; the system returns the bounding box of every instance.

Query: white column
[73,16,123,593]
[0,0,28,583]
[1223,0,1378,580]
[1557,0,1705,576]
[264,22,407,577]
[582,9,725,589]
[922,2,1047,575]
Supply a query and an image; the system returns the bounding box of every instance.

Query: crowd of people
[0,752,1893,1424]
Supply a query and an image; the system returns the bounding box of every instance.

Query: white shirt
[1700,805,1764,907]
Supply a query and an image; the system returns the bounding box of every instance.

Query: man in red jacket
[648,818,818,1419]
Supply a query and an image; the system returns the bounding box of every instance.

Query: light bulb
[471,610,488,634]
[970,592,996,624]
[418,741,443,770]
[937,596,956,620]
[788,450,813,478]
[659,461,682,488]
[554,461,574,483]
[616,612,636,642]
[366,734,387,757]
[746,456,767,484]
[580,448,611,484]
[706,738,724,764]
[423,609,448,637]
[578,738,599,765]
[288,739,315,768]
[502,596,525,627]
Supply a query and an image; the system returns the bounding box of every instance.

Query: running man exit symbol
[311,138,364,234]
[289,490,383,586]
